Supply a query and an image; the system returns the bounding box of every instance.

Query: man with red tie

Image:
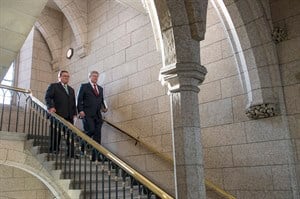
[77,71,107,145]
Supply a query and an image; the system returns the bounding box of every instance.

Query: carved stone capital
[160,62,207,93]
[246,103,277,119]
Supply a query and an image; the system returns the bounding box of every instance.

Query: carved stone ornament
[272,27,288,44]
[246,103,277,119]
[51,58,60,72]
[76,44,88,58]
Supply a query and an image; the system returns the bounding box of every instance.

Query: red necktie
[93,84,99,96]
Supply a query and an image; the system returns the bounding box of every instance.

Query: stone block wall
[31,29,55,102]
[59,0,173,193]
[270,0,300,192]
[17,27,55,103]
[0,165,53,199]
[198,1,298,198]
[17,28,34,90]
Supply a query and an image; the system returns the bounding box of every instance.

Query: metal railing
[0,84,173,199]
[0,84,31,133]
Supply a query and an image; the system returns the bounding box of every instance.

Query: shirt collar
[89,81,97,87]
[60,82,67,86]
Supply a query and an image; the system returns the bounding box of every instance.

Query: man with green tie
[45,70,77,157]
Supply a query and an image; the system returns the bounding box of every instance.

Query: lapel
[88,83,99,97]
[58,82,69,95]
[88,83,94,94]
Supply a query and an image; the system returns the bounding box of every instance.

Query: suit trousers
[82,116,103,144]
[82,116,103,161]
[49,118,60,153]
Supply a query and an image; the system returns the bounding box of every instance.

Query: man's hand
[79,111,85,118]
[48,108,56,113]
[101,108,108,113]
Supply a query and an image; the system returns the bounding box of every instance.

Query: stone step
[82,186,154,199]
[72,179,130,191]
[61,169,118,182]
[57,164,117,174]
[30,143,157,199]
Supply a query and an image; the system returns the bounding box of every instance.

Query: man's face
[90,73,99,84]
[59,72,70,84]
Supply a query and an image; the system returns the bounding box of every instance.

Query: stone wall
[17,27,55,103]
[30,28,55,102]
[17,28,34,90]
[59,0,173,193]
[0,165,53,199]
[198,1,298,198]
[270,0,300,193]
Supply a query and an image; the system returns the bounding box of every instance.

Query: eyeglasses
[61,75,70,77]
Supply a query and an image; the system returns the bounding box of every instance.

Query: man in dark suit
[45,70,77,156]
[77,71,107,146]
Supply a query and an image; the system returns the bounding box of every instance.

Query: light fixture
[66,48,74,59]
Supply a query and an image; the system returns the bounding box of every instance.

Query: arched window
[0,62,15,104]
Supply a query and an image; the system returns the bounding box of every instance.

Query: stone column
[143,0,209,197]
[160,62,207,199]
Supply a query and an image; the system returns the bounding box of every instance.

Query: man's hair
[88,71,99,78]
[58,70,69,77]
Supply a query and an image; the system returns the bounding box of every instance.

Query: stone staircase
[27,139,155,199]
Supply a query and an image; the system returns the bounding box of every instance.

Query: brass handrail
[0,84,173,199]
[103,120,237,199]
[31,95,173,198]
[103,119,140,144]
[0,84,31,94]
[103,118,172,162]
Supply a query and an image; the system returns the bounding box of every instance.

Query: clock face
[66,48,73,59]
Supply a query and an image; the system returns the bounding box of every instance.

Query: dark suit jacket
[77,83,105,118]
[45,82,77,121]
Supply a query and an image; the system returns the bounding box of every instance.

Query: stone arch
[0,133,70,199]
[53,0,88,58]
[144,0,208,67]
[35,13,62,71]
[211,0,280,118]
[1,162,65,199]
[143,0,209,89]
[145,0,280,119]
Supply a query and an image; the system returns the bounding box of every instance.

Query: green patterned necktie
[63,84,69,95]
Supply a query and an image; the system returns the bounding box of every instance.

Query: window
[0,62,15,104]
